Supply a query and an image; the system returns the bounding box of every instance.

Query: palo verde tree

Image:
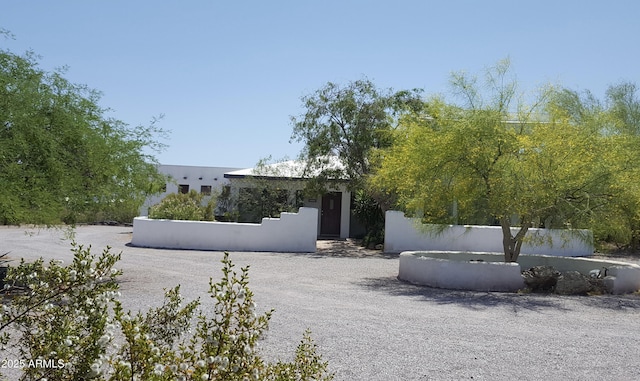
[603,82,640,248]
[0,39,167,224]
[554,82,640,249]
[371,59,623,262]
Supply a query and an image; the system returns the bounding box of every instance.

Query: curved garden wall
[398,251,640,294]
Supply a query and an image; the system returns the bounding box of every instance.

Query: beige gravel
[2,225,640,381]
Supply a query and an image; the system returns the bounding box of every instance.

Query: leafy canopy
[372,59,627,261]
[0,44,167,224]
[290,78,423,191]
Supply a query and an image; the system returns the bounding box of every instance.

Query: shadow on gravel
[285,239,400,259]
[301,250,399,259]
[357,276,640,312]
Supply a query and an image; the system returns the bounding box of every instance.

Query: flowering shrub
[149,190,215,221]
[0,245,333,380]
[0,243,121,380]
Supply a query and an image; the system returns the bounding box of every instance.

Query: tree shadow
[356,276,640,312]
[310,239,399,259]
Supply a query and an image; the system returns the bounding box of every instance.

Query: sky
[2,1,639,169]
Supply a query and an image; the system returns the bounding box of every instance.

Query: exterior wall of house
[302,186,351,239]
[384,211,594,256]
[141,165,242,216]
[339,190,351,238]
[131,207,318,252]
[145,164,354,239]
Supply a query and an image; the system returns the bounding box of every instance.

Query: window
[200,185,212,195]
[178,184,189,194]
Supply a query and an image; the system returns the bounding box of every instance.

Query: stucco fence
[131,207,318,252]
[399,251,640,294]
[384,211,593,256]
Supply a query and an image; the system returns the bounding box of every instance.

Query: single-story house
[140,164,242,216]
[223,158,361,239]
[144,161,362,239]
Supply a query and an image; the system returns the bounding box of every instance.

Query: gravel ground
[2,225,640,381]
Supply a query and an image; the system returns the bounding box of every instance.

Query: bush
[149,190,216,221]
[0,244,333,380]
[351,189,385,247]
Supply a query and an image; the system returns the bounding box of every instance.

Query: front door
[320,192,341,236]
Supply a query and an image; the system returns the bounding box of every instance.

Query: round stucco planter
[398,251,640,294]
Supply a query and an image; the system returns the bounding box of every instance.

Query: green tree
[228,157,305,223]
[290,79,422,241]
[0,45,167,225]
[593,82,640,249]
[545,82,640,250]
[372,60,622,262]
[290,78,423,190]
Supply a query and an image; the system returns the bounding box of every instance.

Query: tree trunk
[500,217,529,262]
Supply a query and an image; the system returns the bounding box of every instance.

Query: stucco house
[223,158,360,239]
[140,164,242,216]
[143,161,361,239]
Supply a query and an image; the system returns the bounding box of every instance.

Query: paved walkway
[2,225,640,380]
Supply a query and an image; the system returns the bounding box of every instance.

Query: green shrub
[352,189,385,247]
[0,244,333,380]
[149,190,216,221]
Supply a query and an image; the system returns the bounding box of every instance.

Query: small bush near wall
[236,187,303,223]
[149,190,216,221]
[0,244,333,380]
[351,189,385,248]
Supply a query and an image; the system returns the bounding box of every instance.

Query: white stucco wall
[141,165,242,216]
[398,251,640,294]
[339,190,351,239]
[131,207,318,252]
[297,186,351,239]
[385,211,593,256]
[399,251,525,292]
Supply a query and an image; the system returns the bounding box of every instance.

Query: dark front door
[320,192,341,236]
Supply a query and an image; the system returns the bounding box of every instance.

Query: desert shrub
[149,190,216,221]
[351,189,385,247]
[0,243,122,380]
[0,244,332,380]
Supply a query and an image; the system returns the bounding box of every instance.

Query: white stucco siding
[132,207,318,252]
[141,165,242,216]
[340,190,351,239]
[385,211,593,256]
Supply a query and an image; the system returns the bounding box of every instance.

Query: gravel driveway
[2,225,640,381]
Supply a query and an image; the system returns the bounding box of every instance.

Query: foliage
[0,44,167,225]
[228,157,305,223]
[0,243,122,380]
[290,79,422,244]
[351,189,384,247]
[371,59,626,262]
[149,190,216,221]
[290,78,423,191]
[236,187,296,223]
[547,82,640,249]
[0,244,333,380]
[265,330,334,381]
